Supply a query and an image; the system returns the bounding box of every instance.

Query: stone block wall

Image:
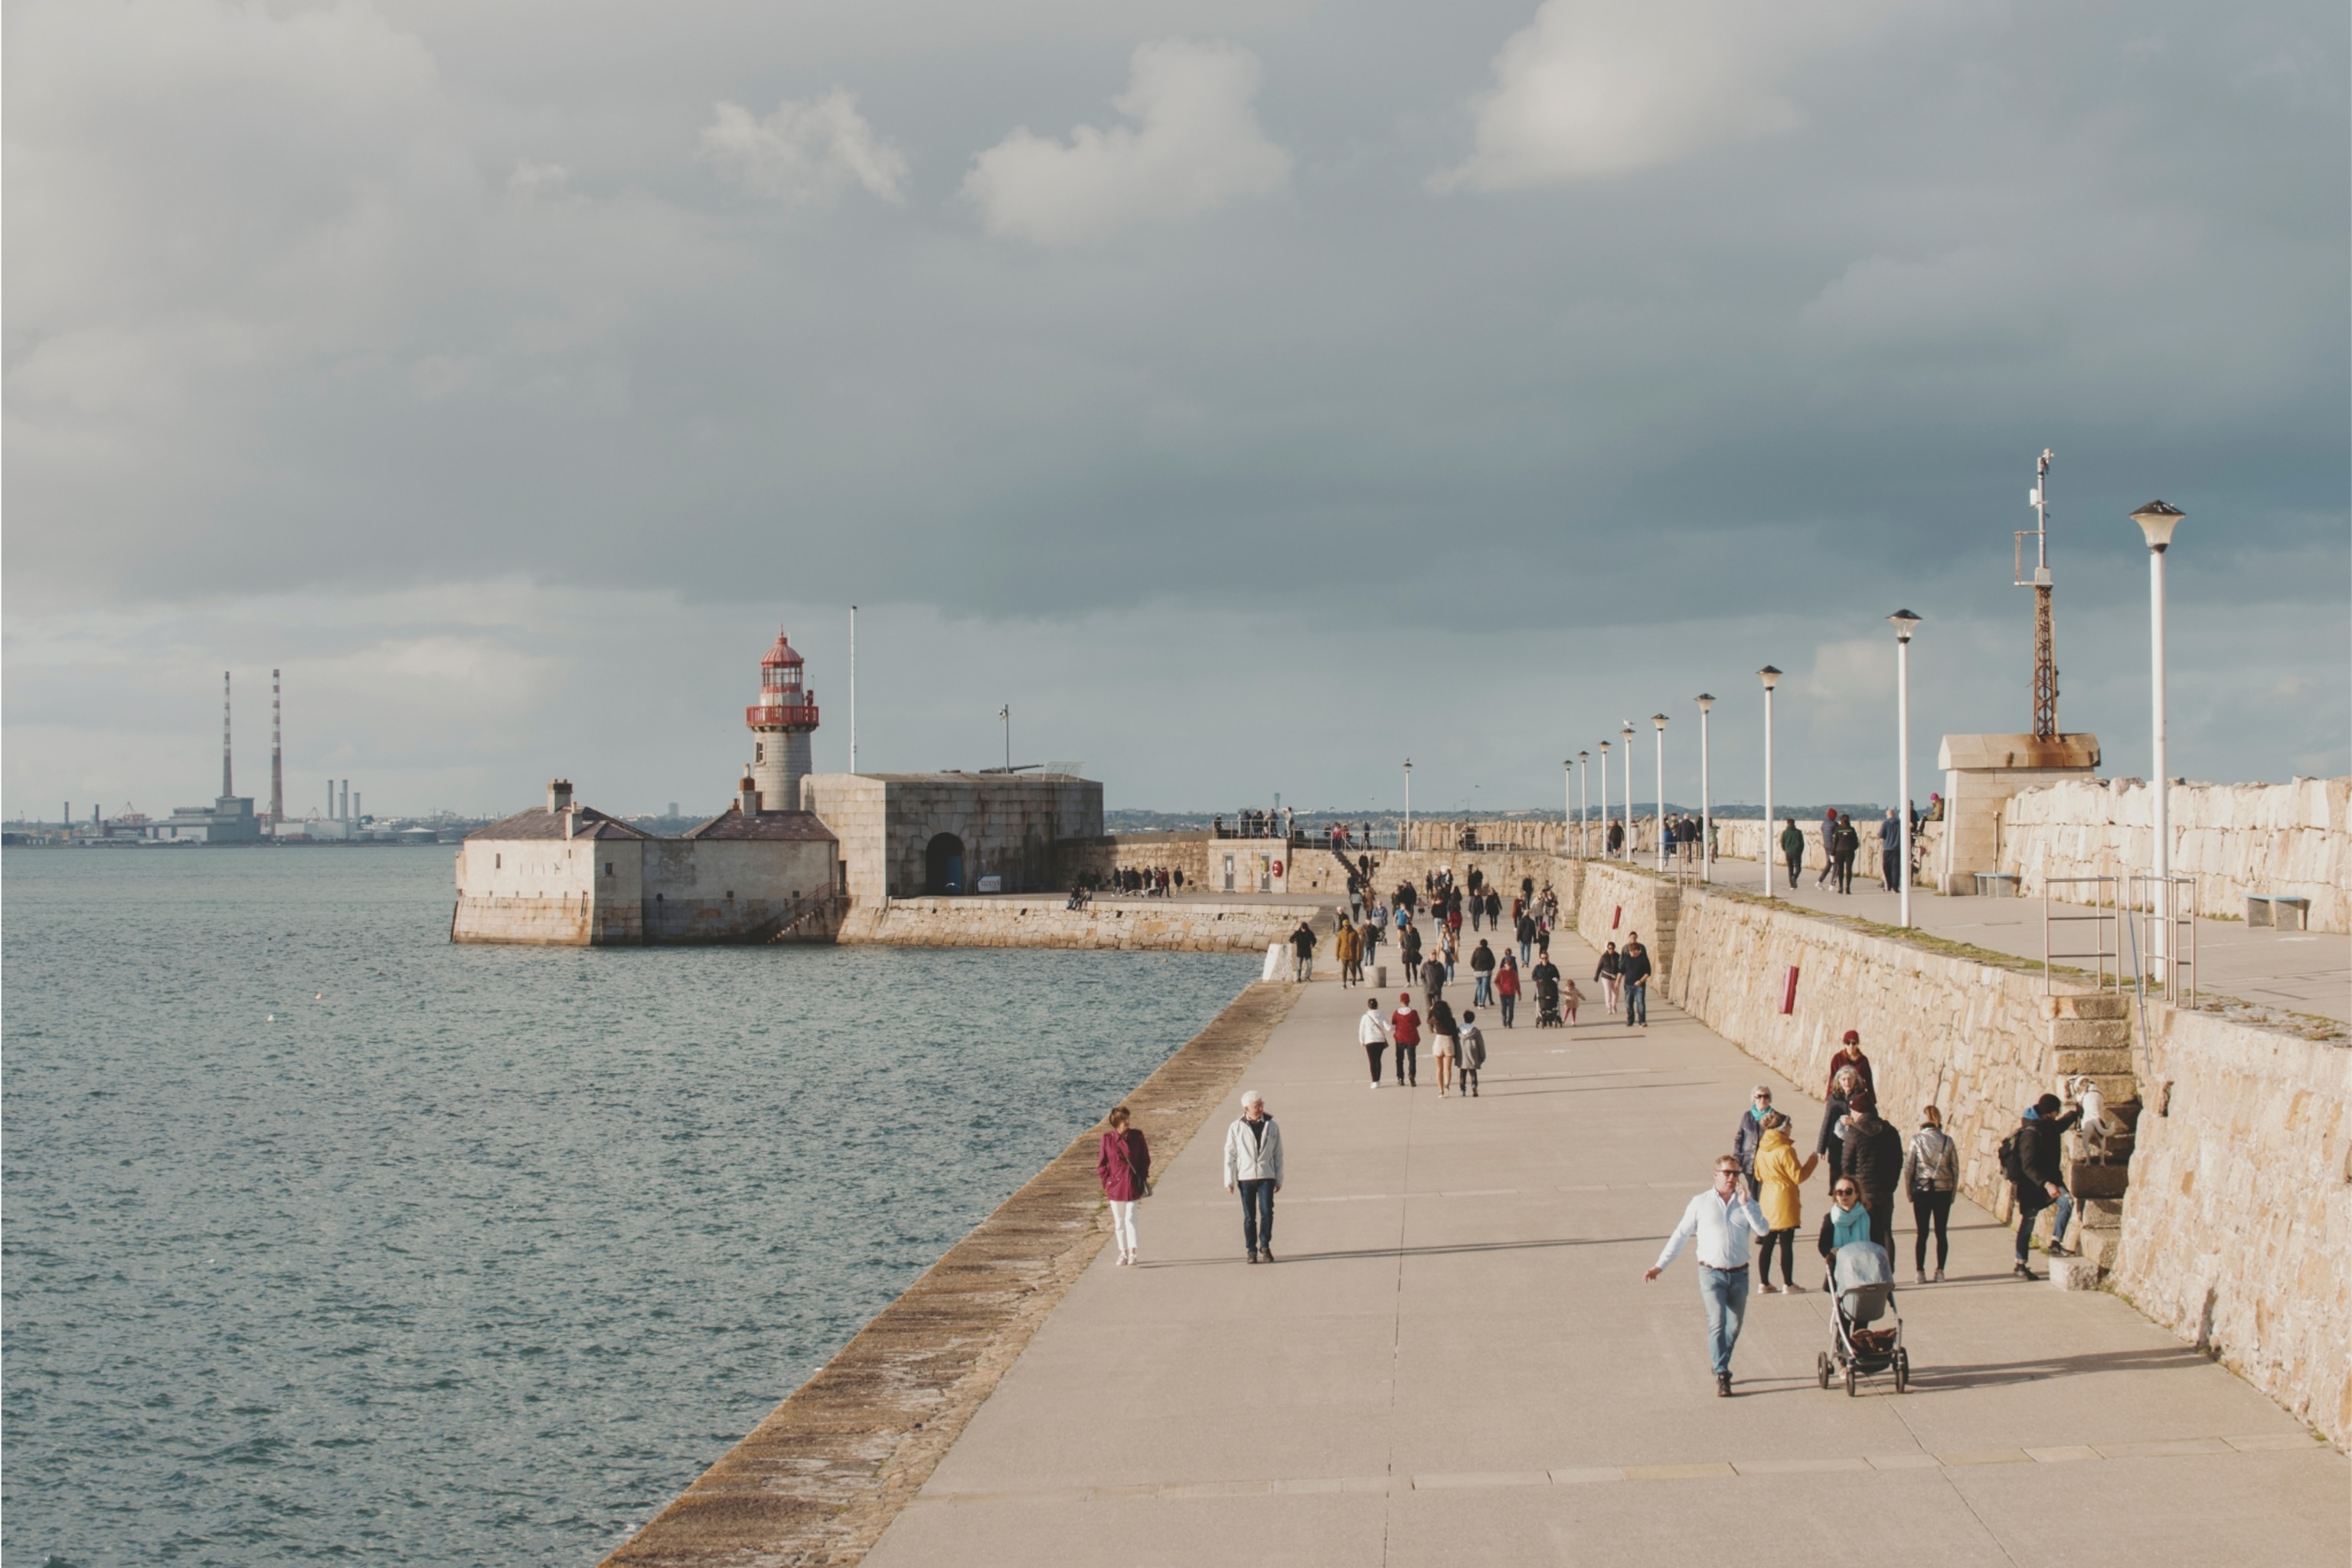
[1342,848,1583,911]
[1575,861,1676,980]
[2112,1006,2352,1446]
[804,774,1104,903]
[837,897,1326,953]
[2001,776,2350,932]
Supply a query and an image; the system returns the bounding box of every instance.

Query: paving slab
[861,930,2346,1567]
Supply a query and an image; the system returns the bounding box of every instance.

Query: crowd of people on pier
[1093,892,2088,1408]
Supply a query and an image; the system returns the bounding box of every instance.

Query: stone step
[2050,1018,2133,1049]
[2051,1047,2134,1076]
[2043,992,2132,1021]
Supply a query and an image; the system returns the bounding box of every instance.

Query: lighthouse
[746,627,819,812]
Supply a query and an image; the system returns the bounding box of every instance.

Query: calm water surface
[3,849,1255,1565]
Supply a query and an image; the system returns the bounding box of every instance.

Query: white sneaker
[1370,1080,1381,1089]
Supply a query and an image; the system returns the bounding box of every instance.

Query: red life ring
[1271,860,1283,877]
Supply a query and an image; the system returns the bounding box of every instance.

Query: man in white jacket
[1223,1091,1285,1263]
[1357,998,1392,1088]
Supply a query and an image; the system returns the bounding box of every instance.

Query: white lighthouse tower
[746,628,819,812]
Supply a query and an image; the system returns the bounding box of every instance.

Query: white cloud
[698,90,908,204]
[962,39,1291,247]
[1439,0,1903,191]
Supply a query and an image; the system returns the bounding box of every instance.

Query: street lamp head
[1887,609,1922,643]
[1758,665,1782,691]
[1622,722,1635,740]
[1599,740,1610,755]
[1651,713,1668,730]
[2132,500,2184,552]
[1694,693,1715,713]
[1579,750,1589,762]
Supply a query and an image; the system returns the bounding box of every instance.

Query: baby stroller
[1534,975,1563,1027]
[1817,1241,1909,1396]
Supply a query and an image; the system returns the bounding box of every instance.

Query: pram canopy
[1834,1241,1895,1328]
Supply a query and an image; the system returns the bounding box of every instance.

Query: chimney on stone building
[549,779,573,813]
[738,774,762,815]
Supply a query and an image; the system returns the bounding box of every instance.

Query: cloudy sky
[6,0,2344,822]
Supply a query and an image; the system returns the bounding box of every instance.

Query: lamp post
[1651,714,1669,872]
[1888,611,1921,928]
[1598,741,1610,860]
[1759,666,1781,896]
[1695,694,1714,882]
[1621,721,1636,861]
[2133,501,2184,982]
[1403,759,1413,851]
[1578,750,1591,858]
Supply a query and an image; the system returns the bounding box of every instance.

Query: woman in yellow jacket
[1752,1110,1818,1294]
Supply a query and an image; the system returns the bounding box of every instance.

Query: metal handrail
[2128,872,2197,1009]
[2043,875,2120,994]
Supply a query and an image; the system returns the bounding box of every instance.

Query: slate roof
[681,806,840,842]
[465,805,652,842]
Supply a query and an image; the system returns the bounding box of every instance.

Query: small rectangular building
[802,772,1103,904]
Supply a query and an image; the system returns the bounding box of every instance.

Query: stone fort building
[452,629,1102,945]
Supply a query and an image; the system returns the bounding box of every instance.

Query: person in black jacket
[1836,1093,1906,1256]
[1817,1066,1860,1188]
[1419,953,1448,1005]
[2009,1093,2082,1279]
[1620,936,1654,1027]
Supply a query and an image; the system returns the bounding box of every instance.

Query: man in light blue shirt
[1645,1155,1772,1396]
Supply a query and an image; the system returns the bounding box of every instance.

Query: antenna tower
[222,671,234,799]
[270,669,284,827]
[2015,449,2057,739]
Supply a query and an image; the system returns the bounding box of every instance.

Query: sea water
[2,849,1256,1565]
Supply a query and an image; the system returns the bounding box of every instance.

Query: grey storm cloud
[3,0,2345,816]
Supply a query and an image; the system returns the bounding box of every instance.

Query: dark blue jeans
[1239,1179,1276,1253]
[1627,981,1648,1024]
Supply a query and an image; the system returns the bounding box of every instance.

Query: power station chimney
[270,669,283,828]
[222,671,234,801]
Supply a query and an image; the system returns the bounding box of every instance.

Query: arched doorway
[925,832,966,895]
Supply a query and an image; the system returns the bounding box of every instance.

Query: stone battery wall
[1634,877,2351,1448]
[803,773,1104,904]
[837,897,1328,953]
[2001,776,2351,932]
[1340,848,1583,910]
[2112,1006,2352,1445]
[1054,831,1218,890]
[1575,861,1677,980]
[641,837,841,944]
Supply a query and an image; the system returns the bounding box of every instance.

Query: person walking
[1621,935,1653,1027]
[1731,1084,1774,1199]
[1334,918,1362,988]
[1389,993,1422,1087]
[1399,920,1423,979]
[1456,1010,1486,1096]
[1901,1104,1958,1283]
[1827,1030,1876,1102]
[2004,1093,2082,1279]
[1816,1065,1860,1191]
[1815,1177,1874,1282]
[1420,951,1449,1006]
[1530,952,1561,1026]
[1594,942,1624,1014]
[1880,808,1903,890]
[1222,1090,1285,1263]
[1098,1106,1152,1266]
[1752,1110,1817,1293]
[1441,925,1461,982]
[1494,954,1521,1027]
[1470,938,1497,1005]
[1644,1155,1772,1396]
[1560,975,1583,1026]
[1485,889,1502,931]
[1833,815,1860,894]
[1289,920,1318,982]
[1357,998,1391,1088]
[1364,904,1385,976]
[1779,818,1805,890]
[1814,810,1839,889]
[1836,1091,1905,1257]
[1428,997,1461,1095]
[1515,907,1537,967]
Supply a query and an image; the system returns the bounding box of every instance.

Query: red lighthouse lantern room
[747,629,818,730]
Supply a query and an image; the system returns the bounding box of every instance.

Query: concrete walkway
[859,928,2344,1567]
[1661,853,2348,1024]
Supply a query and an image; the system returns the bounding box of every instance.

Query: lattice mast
[2016,449,2057,740]
[222,672,234,799]
[270,669,284,828]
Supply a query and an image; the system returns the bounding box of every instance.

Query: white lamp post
[1651,714,1669,872]
[1597,741,1610,860]
[1759,666,1781,896]
[1563,760,1573,851]
[1403,759,1413,852]
[1578,750,1591,858]
[1888,610,1921,928]
[2133,501,2184,982]
[1695,694,1715,883]
[1621,722,1636,861]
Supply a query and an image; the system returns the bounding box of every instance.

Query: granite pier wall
[1569,858,2352,1447]
[837,896,1329,952]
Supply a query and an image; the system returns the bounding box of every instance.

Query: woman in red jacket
[1098,1106,1152,1266]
